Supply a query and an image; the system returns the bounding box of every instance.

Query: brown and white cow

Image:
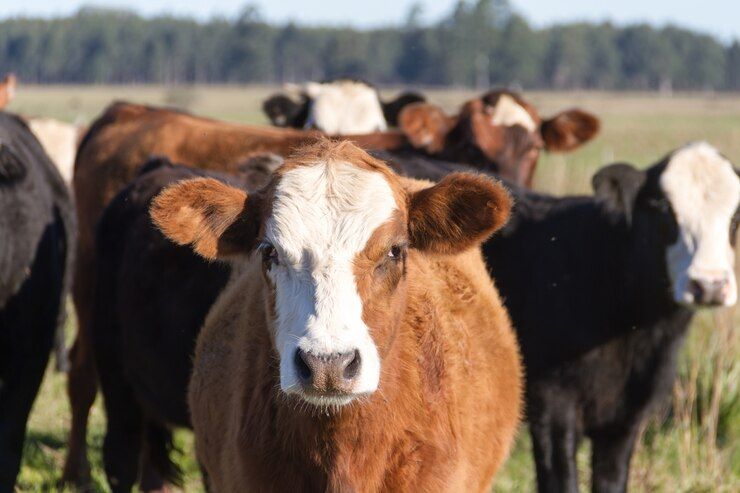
[150,140,523,492]
[399,90,600,188]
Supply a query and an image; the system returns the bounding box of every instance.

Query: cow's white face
[263,161,397,406]
[304,81,388,135]
[661,143,740,307]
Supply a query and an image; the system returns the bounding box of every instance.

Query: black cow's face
[262,94,307,127]
[594,143,740,308]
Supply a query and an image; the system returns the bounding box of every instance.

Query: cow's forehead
[488,94,537,133]
[660,143,740,226]
[266,161,398,259]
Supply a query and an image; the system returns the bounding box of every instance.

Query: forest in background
[1,0,740,91]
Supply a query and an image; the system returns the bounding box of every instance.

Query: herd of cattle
[0,76,738,493]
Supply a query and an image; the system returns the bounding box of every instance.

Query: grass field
[6,85,739,492]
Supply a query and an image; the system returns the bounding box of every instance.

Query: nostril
[687,279,705,302]
[294,349,312,383]
[343,350,362,381]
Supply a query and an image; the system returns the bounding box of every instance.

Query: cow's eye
[648,198,672,214]
[387,245,405,261]
[260,242,279,266]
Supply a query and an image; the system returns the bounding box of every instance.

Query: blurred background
[1,1,738,491]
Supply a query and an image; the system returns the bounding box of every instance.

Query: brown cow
[399,90,600,188]
[150,140,523,492]
[62,92,595,485]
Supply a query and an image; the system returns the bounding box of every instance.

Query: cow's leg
[62,252,97,488]
[139,423,179,493]
[0,320,54,491]
[590,425,640,493]
[528,388,581,493]
[99,378,145,493]
[0,228,60,490]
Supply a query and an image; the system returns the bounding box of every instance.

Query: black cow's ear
[592,163,646,225]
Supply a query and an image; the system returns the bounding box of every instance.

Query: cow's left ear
[592,163,646,225]
[399,103,456,154]
[540,109,600,152]
[408,173,511,255]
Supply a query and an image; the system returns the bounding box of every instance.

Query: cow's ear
[382,91,426,127]
[592,163,646,225]
[541,109,599,152]
[408,173,511,255]
[399,103,456,154]
[150,178,261,260]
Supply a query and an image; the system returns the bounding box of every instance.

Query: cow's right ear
[150,178,261,260]
[592,163,646,225]
[399,103,456,154]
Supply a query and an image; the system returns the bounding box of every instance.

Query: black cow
[480,142,739,492]
[92,155,280,491]
[0,112,75,489]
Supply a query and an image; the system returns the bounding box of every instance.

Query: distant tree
[727,42,740,90]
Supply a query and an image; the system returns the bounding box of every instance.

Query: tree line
[1,0,739,91]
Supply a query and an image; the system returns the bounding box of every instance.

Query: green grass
[6,86,739,492]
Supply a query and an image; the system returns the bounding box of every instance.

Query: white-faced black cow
[0,112,75,489]
[482,142,739,492]
[262,79,425,134]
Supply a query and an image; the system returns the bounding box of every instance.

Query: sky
[1,1,738,42]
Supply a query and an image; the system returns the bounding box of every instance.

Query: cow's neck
[242,313,422,490]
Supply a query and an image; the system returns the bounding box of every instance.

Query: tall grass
[8,86,739,492]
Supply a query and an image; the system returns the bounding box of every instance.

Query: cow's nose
[294,349,362,394]
[687,276,731,306]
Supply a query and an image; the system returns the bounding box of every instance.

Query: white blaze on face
[304,80,388,135]
[661,142,740,307]
[265,161,397,400]
[489,94,537,133]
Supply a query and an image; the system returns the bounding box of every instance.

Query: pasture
[7,85,739,492]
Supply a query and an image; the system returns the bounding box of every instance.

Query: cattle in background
[61,96,595,484]
[0,75,16,110]
[0,112,75,489]
[26,117,85,185]
[262,79,426,133]
[149,140,522,491]
[0,75,85,186]
[398,90,600,187]
[481,142,739,492]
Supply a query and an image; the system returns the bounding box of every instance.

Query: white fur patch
[265,161,397,402]
[304,80,387,135]
[490,94,537,132]
[661,142,740,306]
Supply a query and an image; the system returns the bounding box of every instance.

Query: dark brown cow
[151,140,523,492]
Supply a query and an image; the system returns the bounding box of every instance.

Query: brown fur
[152,141,523,492]
[0,74,16,110]
[540,108,601,152]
